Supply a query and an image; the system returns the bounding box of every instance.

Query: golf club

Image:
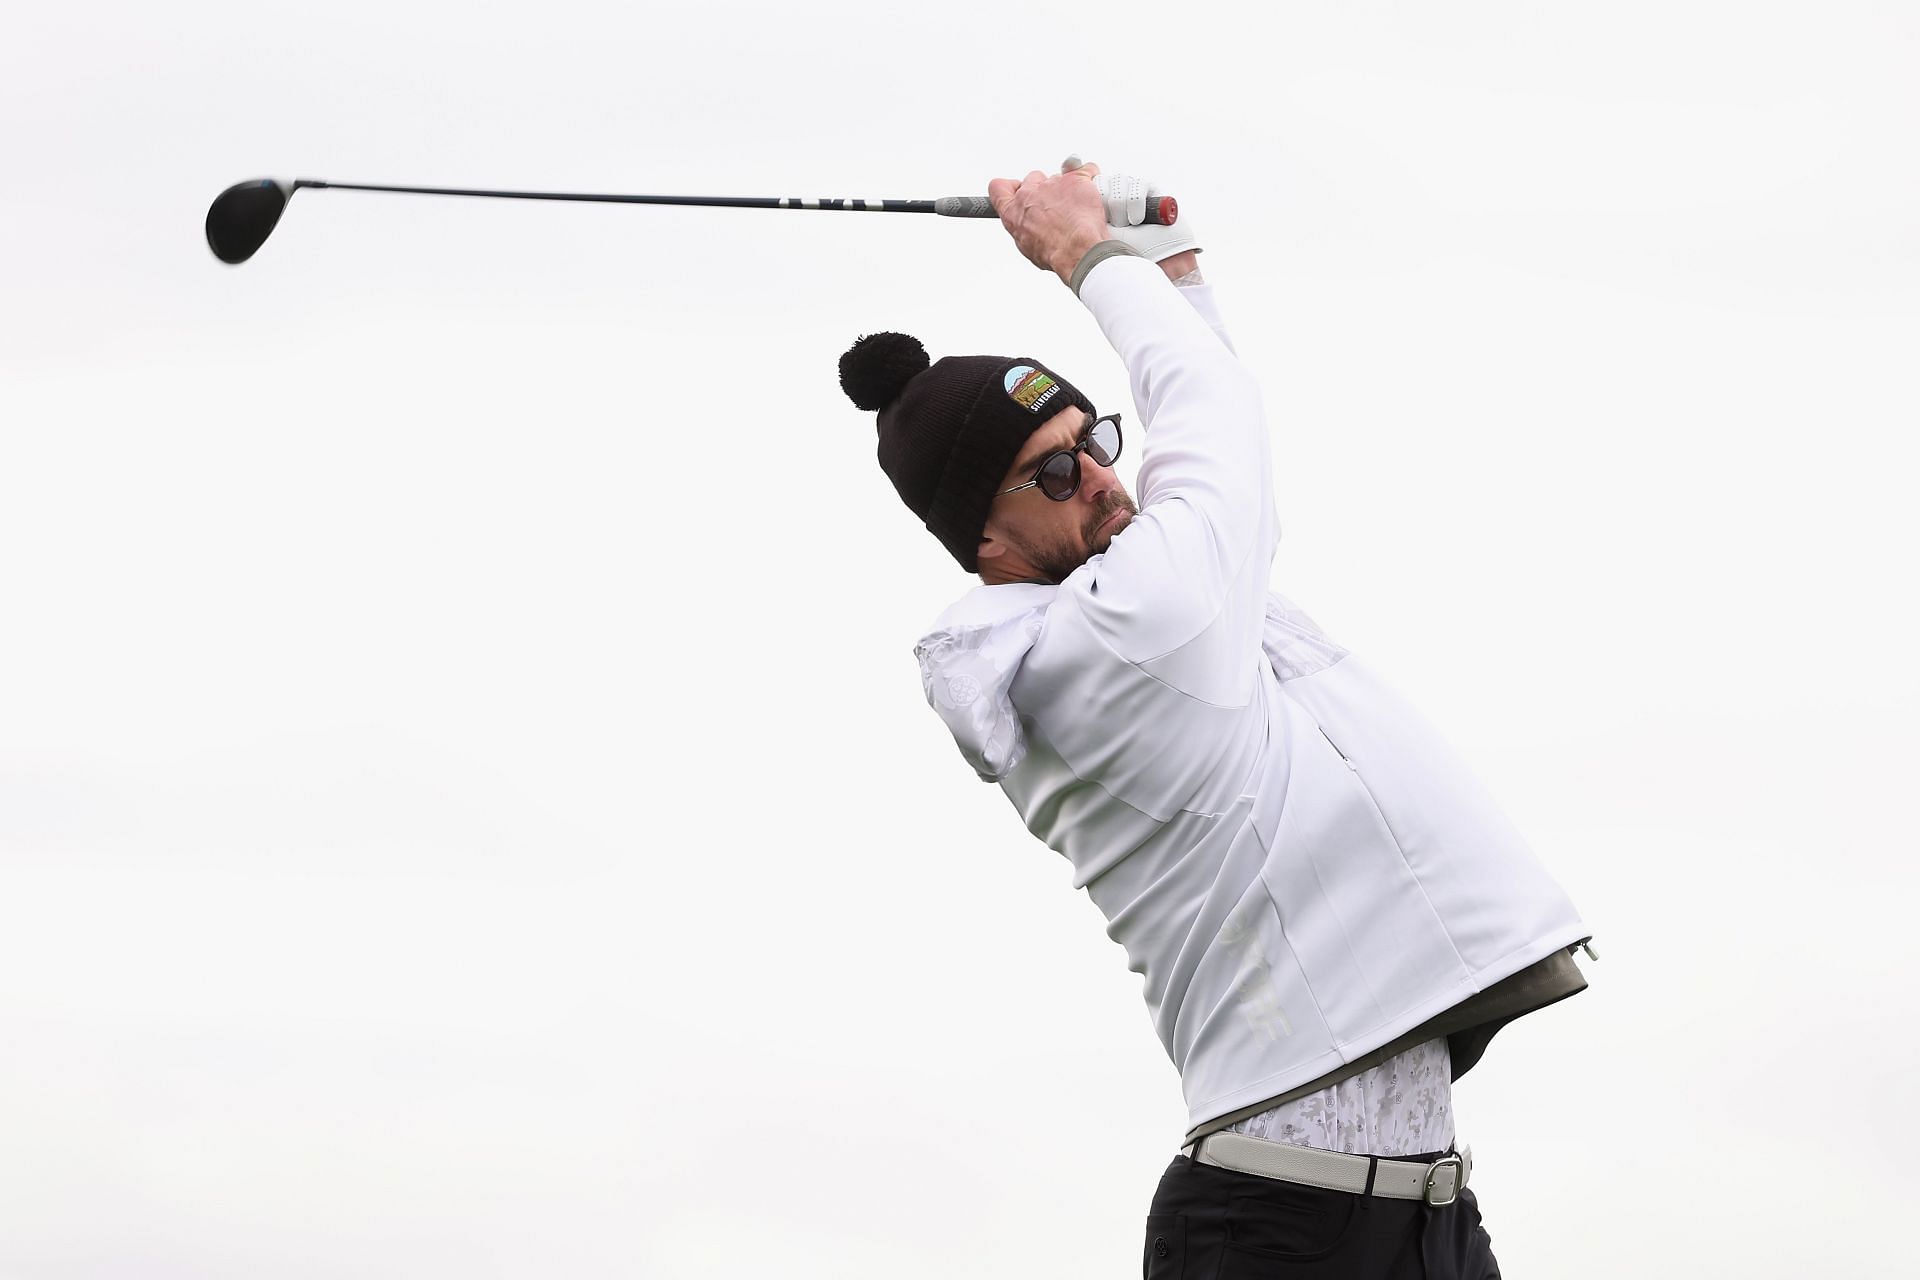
[205,178,1179,265]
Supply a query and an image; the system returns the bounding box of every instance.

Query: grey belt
[1183,1132,1473,1207]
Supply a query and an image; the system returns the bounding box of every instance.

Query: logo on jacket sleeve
[1004,365,1061,413]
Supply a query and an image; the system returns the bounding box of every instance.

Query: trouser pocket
[1212,1183,1372,1278]
[1143,1212,1185,1280]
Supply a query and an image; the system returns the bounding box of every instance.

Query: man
[839,159,1593,1278]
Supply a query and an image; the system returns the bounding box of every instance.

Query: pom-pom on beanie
[839,331,1095,573]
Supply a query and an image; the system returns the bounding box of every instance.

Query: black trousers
[1142,1150,1501,1279]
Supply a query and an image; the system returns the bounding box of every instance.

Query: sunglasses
[999,414,1124,501]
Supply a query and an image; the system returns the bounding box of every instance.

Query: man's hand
[1085,164,1202,284]
[987,163,1112,285]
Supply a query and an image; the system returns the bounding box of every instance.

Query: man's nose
[1079,453,1119,503]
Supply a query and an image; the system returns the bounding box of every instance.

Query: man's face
[977,405,1138,585]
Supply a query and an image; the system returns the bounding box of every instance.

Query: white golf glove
[1063,155,1200,263]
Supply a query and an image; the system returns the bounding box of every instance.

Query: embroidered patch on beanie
[1003,365,1061,414]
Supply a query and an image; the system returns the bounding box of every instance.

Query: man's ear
[975,536,1015,585]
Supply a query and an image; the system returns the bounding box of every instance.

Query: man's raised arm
[988,164,1276,704]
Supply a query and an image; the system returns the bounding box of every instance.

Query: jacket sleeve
[1074,255,1277,706]
[1177,279,1238,356]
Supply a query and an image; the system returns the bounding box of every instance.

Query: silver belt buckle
[1423,1153,1464,1206]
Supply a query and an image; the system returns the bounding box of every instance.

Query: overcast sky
[4,2,1916,1276]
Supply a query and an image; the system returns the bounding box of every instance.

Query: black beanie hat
[839,332,1096,573]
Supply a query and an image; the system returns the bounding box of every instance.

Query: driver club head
[206,179,294,264]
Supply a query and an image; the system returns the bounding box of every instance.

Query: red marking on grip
[1154,196,1179,227]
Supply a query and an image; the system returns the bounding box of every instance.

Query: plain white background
[3,2,1915,1275]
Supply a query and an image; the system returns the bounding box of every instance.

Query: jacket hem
[1179,924,1592,1144]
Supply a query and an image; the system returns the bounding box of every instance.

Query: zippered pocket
[1313,722,1407,862]
[1317,723,1358,771]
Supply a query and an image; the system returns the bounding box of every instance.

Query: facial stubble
[1014,492,1140,585]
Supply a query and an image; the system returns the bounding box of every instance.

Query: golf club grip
[934,194,1178,225]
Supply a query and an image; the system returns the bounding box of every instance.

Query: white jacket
[914,255,1591,1136]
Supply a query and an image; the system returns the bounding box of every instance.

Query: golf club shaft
[293,180,1176,224]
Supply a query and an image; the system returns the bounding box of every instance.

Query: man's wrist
[1066,239,1144,296]
[1158,249,1201,284]
[1051,230,1114,284]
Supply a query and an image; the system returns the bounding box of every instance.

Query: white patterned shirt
[1225,1038,1455,1157]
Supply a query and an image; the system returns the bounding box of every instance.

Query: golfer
[839,159,1593,1279]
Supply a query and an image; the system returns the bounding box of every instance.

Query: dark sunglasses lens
[1087,418,1120,466]
[1039,452,1079,500]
